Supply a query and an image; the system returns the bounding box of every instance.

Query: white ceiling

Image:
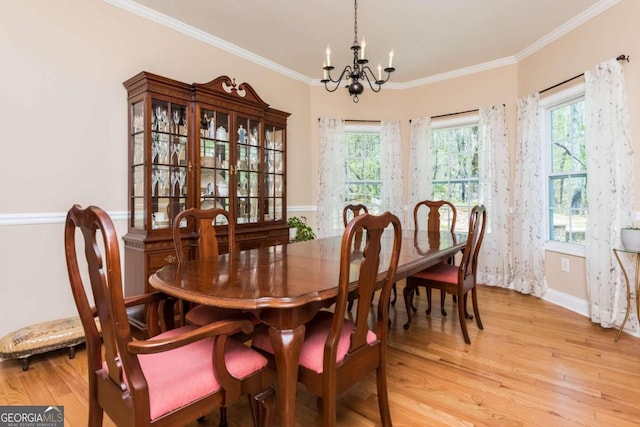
[118,0,613,85]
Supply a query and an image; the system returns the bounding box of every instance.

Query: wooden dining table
[149,228,465,427]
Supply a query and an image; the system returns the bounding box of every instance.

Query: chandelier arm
[361,69,382,93]
[323,66,353,92]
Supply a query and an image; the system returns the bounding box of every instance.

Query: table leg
[268,325,305,427]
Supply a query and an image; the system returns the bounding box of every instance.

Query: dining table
[149,228,465,427]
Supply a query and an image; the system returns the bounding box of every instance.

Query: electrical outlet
[561,258,570,272]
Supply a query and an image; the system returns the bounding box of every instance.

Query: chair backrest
[342,203,369,227]
[458,205,487,285]
[173,207,235,264]
[331,212,402,366]
[413,200,457,233]
[65,205,161,422]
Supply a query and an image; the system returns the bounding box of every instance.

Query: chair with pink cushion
[253,211,402,426]
[403,205,486,344]
[65,204,274,427]
[410,199,458,314]
[173,207,256,327]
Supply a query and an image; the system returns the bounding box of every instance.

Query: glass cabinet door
[130,98,189,231]
[264,124,285,221]
[236,116,261,224]
[131,101,145,229]
[199,108,231,224]
[151,100,188,230]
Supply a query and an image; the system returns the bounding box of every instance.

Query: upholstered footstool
[0,316,99,370]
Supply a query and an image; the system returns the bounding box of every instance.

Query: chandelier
[321,0,395,103]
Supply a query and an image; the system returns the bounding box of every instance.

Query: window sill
[544,240,585,258]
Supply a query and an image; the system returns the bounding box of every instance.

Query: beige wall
[1,0,638,339]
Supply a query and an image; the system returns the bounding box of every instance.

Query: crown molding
[102,0,313,85]
[515,0,621,61]
[399,56,518,89]
[106,0,620,90]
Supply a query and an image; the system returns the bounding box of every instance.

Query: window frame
[541,83,587,257]
[343,123,382,215]
[430,114,480,231]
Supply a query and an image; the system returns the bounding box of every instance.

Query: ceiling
[125,0,609,85]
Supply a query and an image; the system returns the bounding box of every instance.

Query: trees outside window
[345,128,382,214]
[431,124,479,230]
[547,97,586,244]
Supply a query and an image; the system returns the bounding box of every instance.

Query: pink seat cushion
[410,261,458,284]
[185,305,251,326]
[253,310,376,374]
[119,325,267,420]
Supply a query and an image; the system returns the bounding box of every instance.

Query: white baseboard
[542,288,640,339]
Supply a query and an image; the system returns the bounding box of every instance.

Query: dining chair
[410,200,458,312]
[64,204,274,427]
[173,207,255,327]
[343,204,368,312]
[253,211,402,426]
[403,205,486,344]
[342,203,368,226]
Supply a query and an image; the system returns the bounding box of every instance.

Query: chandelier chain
[353,0,358,45]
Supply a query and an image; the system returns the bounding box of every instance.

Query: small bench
[0,316,99,371]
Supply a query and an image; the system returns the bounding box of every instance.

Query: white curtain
[511,94,546,296]
[584,59,637,331]
[407,117,432,226]
[477,105,512,287]
[379,120,403,218]
[317,118,346,238]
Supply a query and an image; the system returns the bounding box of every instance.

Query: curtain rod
[409,109,479,123]
[539,54,629,94]
[317,118,380,123]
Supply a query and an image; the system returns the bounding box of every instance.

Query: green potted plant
[621,226,640,251]
[287,216,316,242]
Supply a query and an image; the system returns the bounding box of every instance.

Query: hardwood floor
[1,285,639,426]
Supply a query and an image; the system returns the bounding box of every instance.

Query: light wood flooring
[1,285,639,426]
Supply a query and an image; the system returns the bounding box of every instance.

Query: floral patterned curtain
[585,59,636,332]
[512,94,546,296]
[316,118,346,238]
[477,105,512,287]
[380,120,403,217]
[407,117,432,226]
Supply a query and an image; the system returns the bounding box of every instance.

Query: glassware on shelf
[157,167,169,196]
[172,110,180,134]
[216,126,228,141]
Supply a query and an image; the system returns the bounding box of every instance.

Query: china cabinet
[122,72,289,302]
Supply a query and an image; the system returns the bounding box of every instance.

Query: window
[344,126,381,214]
[546,94,586,245]
[431,121,479,230]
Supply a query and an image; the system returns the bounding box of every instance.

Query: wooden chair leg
[403,285,416,330]
[250,388,276,427]
[457,295,471,344]
[440,290,447,316]
[471,287,483,330]
[322,387,337,427]
[426,286,433,315]
[218,407,228,427]
[390,282,397,306]
[463,293,473,319]
[376,365,392,427]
